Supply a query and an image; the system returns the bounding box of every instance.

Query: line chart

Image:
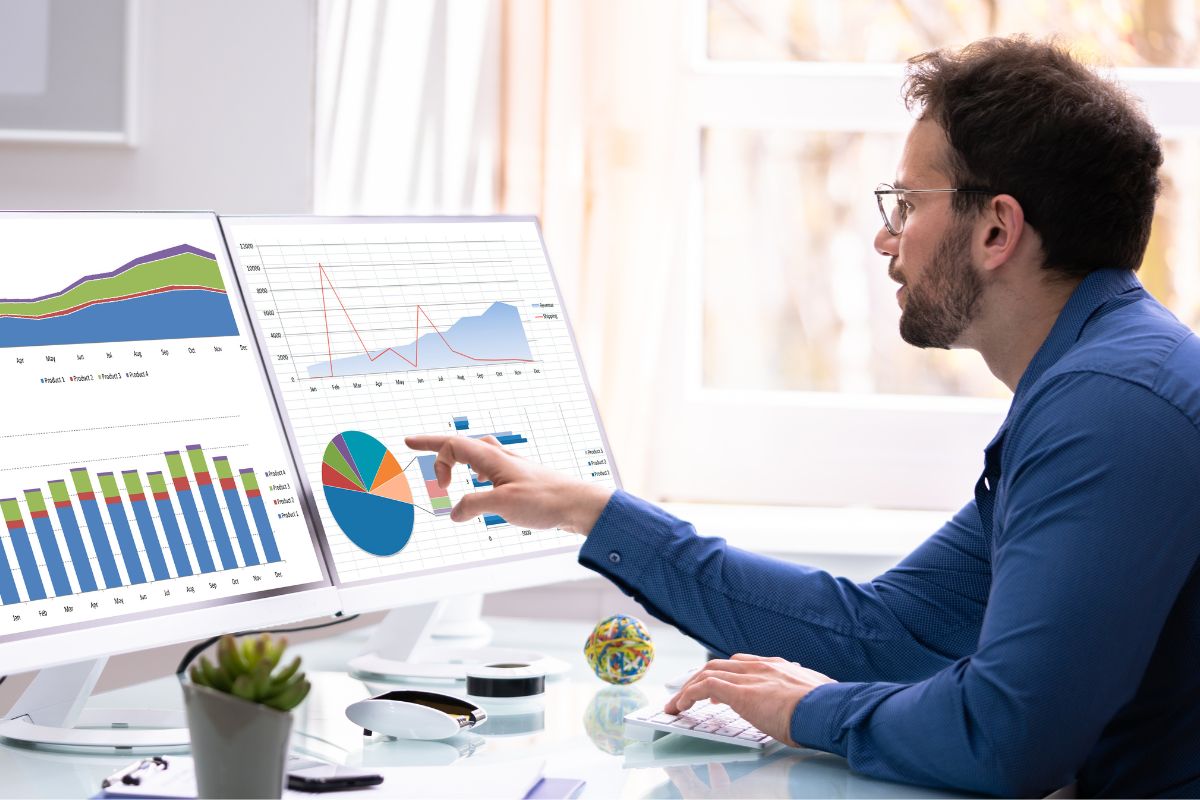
[309,264,535,378]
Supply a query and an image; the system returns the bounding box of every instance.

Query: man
[409,37,1200,797]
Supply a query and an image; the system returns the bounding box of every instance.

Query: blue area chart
[0,244,239,349]
[0,291,239,348]
[308,301,533,378]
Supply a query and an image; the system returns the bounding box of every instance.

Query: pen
[102,756,169,789]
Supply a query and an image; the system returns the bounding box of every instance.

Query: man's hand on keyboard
[664,654,837,747]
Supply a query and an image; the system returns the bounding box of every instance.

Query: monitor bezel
[217,214,622,615]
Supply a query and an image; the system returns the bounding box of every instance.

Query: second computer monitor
[0,211,335,677]
[220,216,619,613]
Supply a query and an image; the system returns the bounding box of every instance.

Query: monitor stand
[348,595,568,682]
[0,658,188,751]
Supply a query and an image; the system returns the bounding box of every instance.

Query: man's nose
[874,224,898,257]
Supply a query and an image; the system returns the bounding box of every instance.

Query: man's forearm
[579,492,967,682]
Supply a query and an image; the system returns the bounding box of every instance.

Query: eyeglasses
[874,183,993,236]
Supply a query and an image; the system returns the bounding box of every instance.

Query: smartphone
[287,764,384,793]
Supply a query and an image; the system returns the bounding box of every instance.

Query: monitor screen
[220,216,620,610]
[0,212,333,674]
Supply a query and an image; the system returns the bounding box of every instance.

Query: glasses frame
[874,183,994,236]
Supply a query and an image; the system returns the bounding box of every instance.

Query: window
[649,1,1200,510]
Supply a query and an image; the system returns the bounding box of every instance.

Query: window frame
[647,4,1200,510]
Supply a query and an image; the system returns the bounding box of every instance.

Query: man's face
[875,120,984,350]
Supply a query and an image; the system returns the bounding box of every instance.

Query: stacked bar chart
[1,499,47,601]
[239,470,282,563]
[0,445,280,605]
[485,432,529,445]
[416,455,454,516]
[42,484,97,593]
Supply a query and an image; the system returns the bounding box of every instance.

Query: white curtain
[316,0,502,215]
[316,0,691,495]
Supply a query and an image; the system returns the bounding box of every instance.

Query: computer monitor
[0,212,337,748]
[219,215,621,674]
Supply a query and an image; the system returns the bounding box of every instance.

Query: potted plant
[183,633,311,799]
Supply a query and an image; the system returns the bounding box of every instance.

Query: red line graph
[316,264,534,375]
[0,285,225,321]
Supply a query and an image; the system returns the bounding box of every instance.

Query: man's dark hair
[903,36,1163,277]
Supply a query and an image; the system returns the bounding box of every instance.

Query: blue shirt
[580,269,1200,797]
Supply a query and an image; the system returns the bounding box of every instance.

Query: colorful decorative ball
[583,614,654,684]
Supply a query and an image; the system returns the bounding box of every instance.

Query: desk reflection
[639,744,969,799]
[583,685,649,755]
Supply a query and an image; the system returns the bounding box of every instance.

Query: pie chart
[321,431,415,556]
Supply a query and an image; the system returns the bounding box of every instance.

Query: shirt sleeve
[579,491,991,683]
[789,374,1200,796]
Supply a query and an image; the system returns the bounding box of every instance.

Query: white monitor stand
[0,659,188,751]
[348,594,568,681]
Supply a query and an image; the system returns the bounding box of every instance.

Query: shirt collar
[989,268,1143,448]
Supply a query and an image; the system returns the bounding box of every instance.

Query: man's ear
[978,194,1025,273]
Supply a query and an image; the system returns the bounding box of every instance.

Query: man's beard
[896,222,983,349]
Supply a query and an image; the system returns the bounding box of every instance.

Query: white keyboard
[624,699,776,750]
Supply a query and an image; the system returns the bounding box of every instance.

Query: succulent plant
[188,633,311,712]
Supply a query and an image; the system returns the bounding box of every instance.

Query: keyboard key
[737,731,769,741]
[694,721,724,733]
[648,713,679,724]
[672,718,699,730]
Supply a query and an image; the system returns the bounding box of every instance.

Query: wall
[0,0,315,212]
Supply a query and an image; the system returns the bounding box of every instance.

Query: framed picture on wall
[0,0,137,144]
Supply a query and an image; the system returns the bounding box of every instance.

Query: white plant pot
[182,682,294,799]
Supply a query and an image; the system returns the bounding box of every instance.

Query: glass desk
[0,617,972,798]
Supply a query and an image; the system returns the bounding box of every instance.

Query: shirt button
[608,552,621,564]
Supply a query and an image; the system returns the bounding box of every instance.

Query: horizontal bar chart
[0,446,281,604]
[492,434,528,445]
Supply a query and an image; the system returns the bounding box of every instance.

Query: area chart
[308,265,532,377]
[0,244,240,348]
